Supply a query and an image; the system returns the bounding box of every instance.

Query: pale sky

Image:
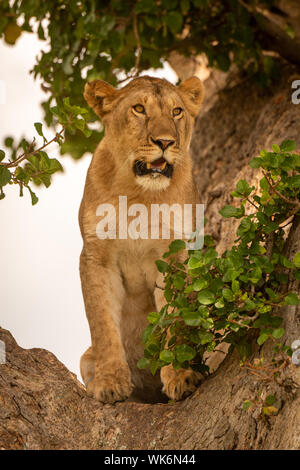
[0,31,177,379]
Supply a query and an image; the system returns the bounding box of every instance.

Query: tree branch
[0,127,65,169]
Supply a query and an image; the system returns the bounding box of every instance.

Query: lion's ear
[84,80,118,117]
[178,76,204,117]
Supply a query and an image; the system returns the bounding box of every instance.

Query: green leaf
[257,332,269,346]
[146,342,160,354]
[164,288,173,302]
[260,177,269,191]
[248,266,262,284]
[137,357,150,369]
[222,288,234,302]
[219,205,244,219]
[284,293,299,305]
[236,341,252,360]
[201,317,214,330]
[222,268,242,282]
[192,278,209,291]
[4,137,14,148]
[265,394,276,406]
[272,328,284,339]
[0,166,11,186]
[164,11,183,33]
[249,157,261,168]
[280,139,296,152]
[63,97,89,116]
[27,186,38,205]
[48,158,63,174]
[162,0,178,9]
[150,359,159,376]
[203,248,217,265]
[236,179,252,197]
[197,289,215,305]
[34,122,44,138]
[159,350,174,363]
[188,256,203,269]
[242,400,253,411]
[41,175,51,188]
[173,275,185,290]
[263,405,278,416]
[0,150,5,162]
[168,239,186,253]
[135,0,157,13]
[180,0,190,13]
[265,288,276,300]
[142,324,155,344]
[289,175,300,188]
[198,331,214,345]
[272,144,280,153]
[293,252,300,268]
[4,137,14,147]
[285,24,295,39]
[175,344,196,362]
[182,311,201,326]
[147,312,161,324]
[39,150,51,169]
[281,256,294,269]
[155,260,169,273]
[232,280,240,294]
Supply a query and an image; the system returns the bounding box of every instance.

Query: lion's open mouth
[133,157,173,178]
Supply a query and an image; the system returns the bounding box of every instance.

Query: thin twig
[132,13,142,77]
[0,127,65,169]
[155,282,164,290]
[263,171,300,207]
[239,311,260,323]
[247,197,259,210]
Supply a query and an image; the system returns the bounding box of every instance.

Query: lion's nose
[151,137,175,151]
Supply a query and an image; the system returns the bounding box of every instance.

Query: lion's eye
[173,107,183,117]
[133,104,145,114]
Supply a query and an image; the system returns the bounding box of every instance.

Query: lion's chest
[117,238,164,296]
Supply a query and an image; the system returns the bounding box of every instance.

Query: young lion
[79,75,204,403]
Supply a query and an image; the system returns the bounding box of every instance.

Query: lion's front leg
[80,251,133,403]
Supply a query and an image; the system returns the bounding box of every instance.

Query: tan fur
[79,75,204,403]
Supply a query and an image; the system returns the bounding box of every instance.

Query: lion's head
[84,75,204,191]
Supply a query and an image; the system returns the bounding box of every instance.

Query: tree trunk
[0,62,299,450]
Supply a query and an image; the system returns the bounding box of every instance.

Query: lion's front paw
[87,363,134,404]
[161,364,202,401]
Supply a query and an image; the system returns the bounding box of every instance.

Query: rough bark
[0,62,300,450]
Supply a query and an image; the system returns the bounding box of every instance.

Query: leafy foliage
[243,387,283,422]
[138,140,300,376]
[0,0,283,166]
[0,99,91,203]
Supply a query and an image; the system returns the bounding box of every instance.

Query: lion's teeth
[161,162,167,170]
